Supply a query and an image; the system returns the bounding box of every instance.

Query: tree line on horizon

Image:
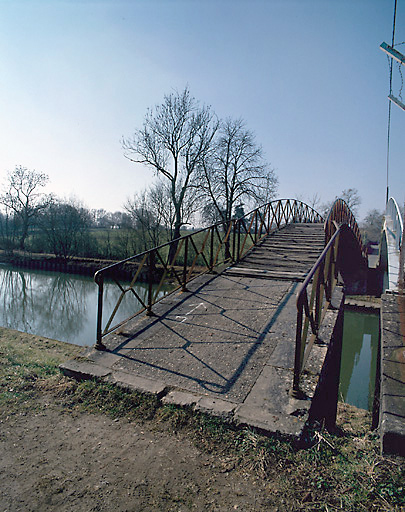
[0,88,383,261]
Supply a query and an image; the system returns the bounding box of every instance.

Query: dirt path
[1,329,403,512]
[1,397,274,512]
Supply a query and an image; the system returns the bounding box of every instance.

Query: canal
[339,308,380,411]
[0,263,165,347]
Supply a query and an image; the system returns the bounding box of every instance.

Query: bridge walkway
[228,223,325,280]
[61,223,340,438]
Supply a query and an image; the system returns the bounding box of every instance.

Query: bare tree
[123,87,218,260]
[39,198,91,259]
[321,188,362,220]
[307,193,322,212]
[91,208,113,229]
[125,184,165,251]
[0,166,49,250]
[200,117,277,225]
[148,181,175,241]
[361,209,384,244]
[200,202,225,226]
[0,210,19,251]
[341,188,361,216]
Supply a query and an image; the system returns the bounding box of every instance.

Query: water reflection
[0,264,159,346]
[339,309,379,411]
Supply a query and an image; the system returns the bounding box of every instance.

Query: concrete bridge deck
[61,224,340,438]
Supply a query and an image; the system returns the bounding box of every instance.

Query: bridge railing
[324,198,363,249]
[385,197,403,253]
[94,198,322,349]
[292,199,363,396]
[383,197,404,291]
[292,222,340,397]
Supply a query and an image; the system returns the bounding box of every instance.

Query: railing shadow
[94,198,323,350]
[107,276,298,396]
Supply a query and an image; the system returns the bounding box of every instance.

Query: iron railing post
[276,202,281,229]
[95,273,106,350]
[267,204,271,233]
[292,302,304,397]
[237,221,241,263]
[147,251,155,316]
[315,261,323,334]
[182,236,189,291]
[232,220,236,261]
[254,211,258,244]
[211,226,215,268]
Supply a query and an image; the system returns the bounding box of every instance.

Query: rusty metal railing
[94,198,322,349]
[324,198,363,249]
[292,199,364,397]
[292,223,340,397]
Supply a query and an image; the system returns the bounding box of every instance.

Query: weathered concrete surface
[61,223,341,439]
[61,274,340,438]
[229,223,325,278]
[380,293,405,456]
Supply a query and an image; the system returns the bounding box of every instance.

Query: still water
[339,309,380,411]
[0,263,164,346]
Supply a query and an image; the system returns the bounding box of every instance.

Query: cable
[386,0,398,204]
[399,62,404,101]
[386,103,392,205]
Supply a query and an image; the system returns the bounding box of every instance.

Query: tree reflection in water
[0,264,155,346]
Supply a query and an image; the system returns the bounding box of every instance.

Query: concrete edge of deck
[380,292,405,457]
[60,284,343,441]
[59,357,307,438]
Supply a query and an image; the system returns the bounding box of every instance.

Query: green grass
[0,328,81,411]
[0,329,404,511]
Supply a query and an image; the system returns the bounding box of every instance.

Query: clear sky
[1,0,404,220]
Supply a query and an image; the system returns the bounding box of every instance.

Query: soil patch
[1,400,268,512]
[0,329,404,511]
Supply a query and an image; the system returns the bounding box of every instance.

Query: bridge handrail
[292,198,366,396]
[324,198,363,251]
[292,220,341,397]
[94,198,323,349]
[385,197,403,252]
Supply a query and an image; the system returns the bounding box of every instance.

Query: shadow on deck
[61,224,342,439]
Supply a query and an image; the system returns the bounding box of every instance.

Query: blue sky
[1,0,404,220]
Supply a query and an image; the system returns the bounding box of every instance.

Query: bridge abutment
[379,293,405,457]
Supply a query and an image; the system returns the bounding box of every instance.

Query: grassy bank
[0,327,404,511]
[0,250,135,279]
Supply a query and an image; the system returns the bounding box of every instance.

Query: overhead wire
[398,62,404,101]
[386,0,398,204]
